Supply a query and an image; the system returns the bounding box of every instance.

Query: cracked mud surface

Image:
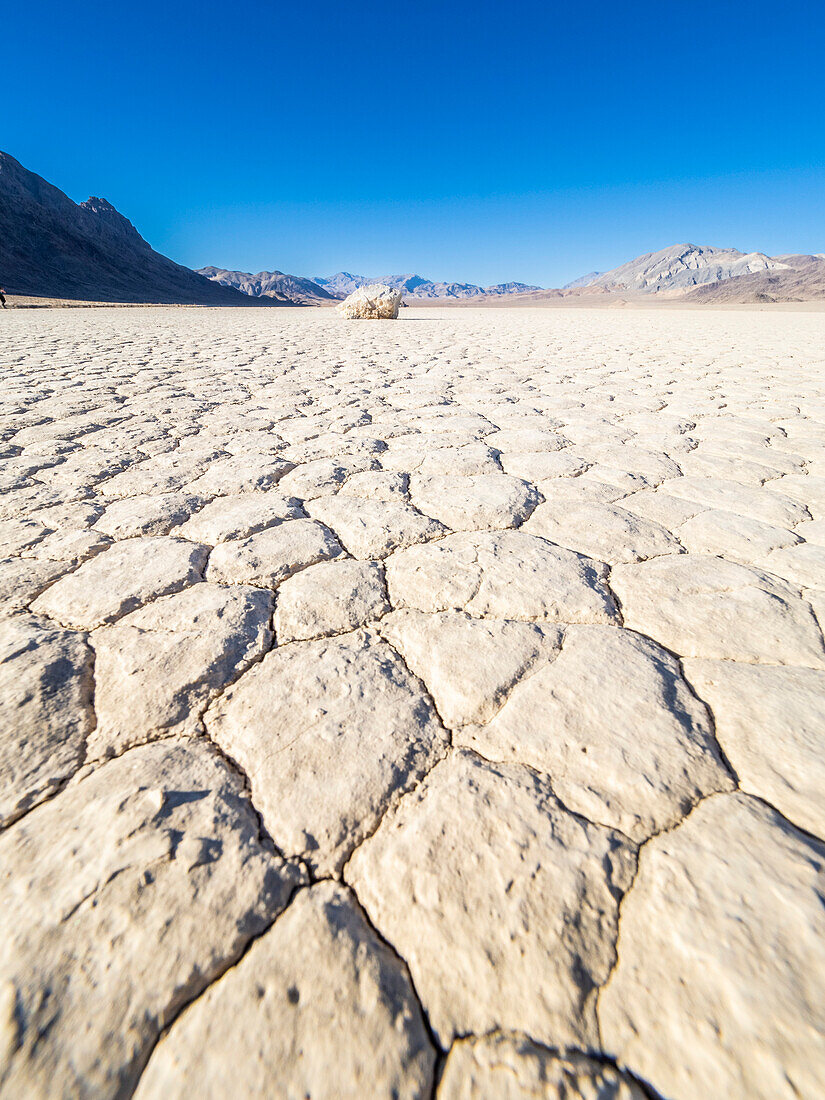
[1,305,825,1098]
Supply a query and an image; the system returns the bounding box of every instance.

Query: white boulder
[337,283,402,319]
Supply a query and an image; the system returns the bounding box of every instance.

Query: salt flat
[1,305,825,1099]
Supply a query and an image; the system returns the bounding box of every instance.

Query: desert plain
[1,304,825,1099]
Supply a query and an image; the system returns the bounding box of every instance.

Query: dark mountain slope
[0,152,278,305]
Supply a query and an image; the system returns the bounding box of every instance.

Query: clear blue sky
[5,1,825,286]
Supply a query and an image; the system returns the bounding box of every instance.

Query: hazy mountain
[563,271,604,289]
[568,244,787,294]
[201,268,545,303]
[198,268,335,304]
[683,253,825,303]
[311,272,543,300]
[484,282,543,296]
[312,272,372,297]
[379,274,434,296]
[311,272,477,299]
[6,156,817,309]
[394,278,486,299]
[0,151,269,305]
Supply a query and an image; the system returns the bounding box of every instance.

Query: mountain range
[198,267,338,305]
[0,151,276,305]
[199,268,543,303]
[681,252,825,303]
[204,245,825,306]
[563,244,787,293]
[557,243,825,303]
[2,151,822,306]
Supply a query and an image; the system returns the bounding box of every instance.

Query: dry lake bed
[1,305,825,1099]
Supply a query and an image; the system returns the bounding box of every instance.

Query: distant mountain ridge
[316,272,543,299]
[564,244,787,294]
[208,243,821,307]
[311,272,369,298]
[563,271,604,289]
[203,268,544,303]
[0,151,273,305]
[198,267,337,305]
[683,253,825,303]
[2,153,820,307]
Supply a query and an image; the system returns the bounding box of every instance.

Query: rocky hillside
[369,274,542,300]
[311,272,369,297]
[683,253,825,303]
[386,275,486,299]
[563,270,604,289]
[0,151,275,305]
[310,272,544,301]
[567,244,787,294]
[484,282,544,297]
[198,268,336,305]
[201,267,543,304]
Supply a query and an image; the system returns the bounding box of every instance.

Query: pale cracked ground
[1,306,825,1100]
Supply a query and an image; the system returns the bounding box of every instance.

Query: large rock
[347,750,636,1048]
[0,615,94,826]
[134,883,436,1099]
[337,284,402,319]
[206,519,342,587]
[683,659,825,838]
[30,536,208,628]
[379,609,561,727]
[385,530,618,624]
[205,630,448,873]
[90,584,273,757]
[438,1034,646,1100]
[611,554,825,666]
[600,793,825,1100]
[461,625,731,840]
[0,740,304,1098]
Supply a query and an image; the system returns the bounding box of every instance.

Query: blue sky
[5,1,825,286]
